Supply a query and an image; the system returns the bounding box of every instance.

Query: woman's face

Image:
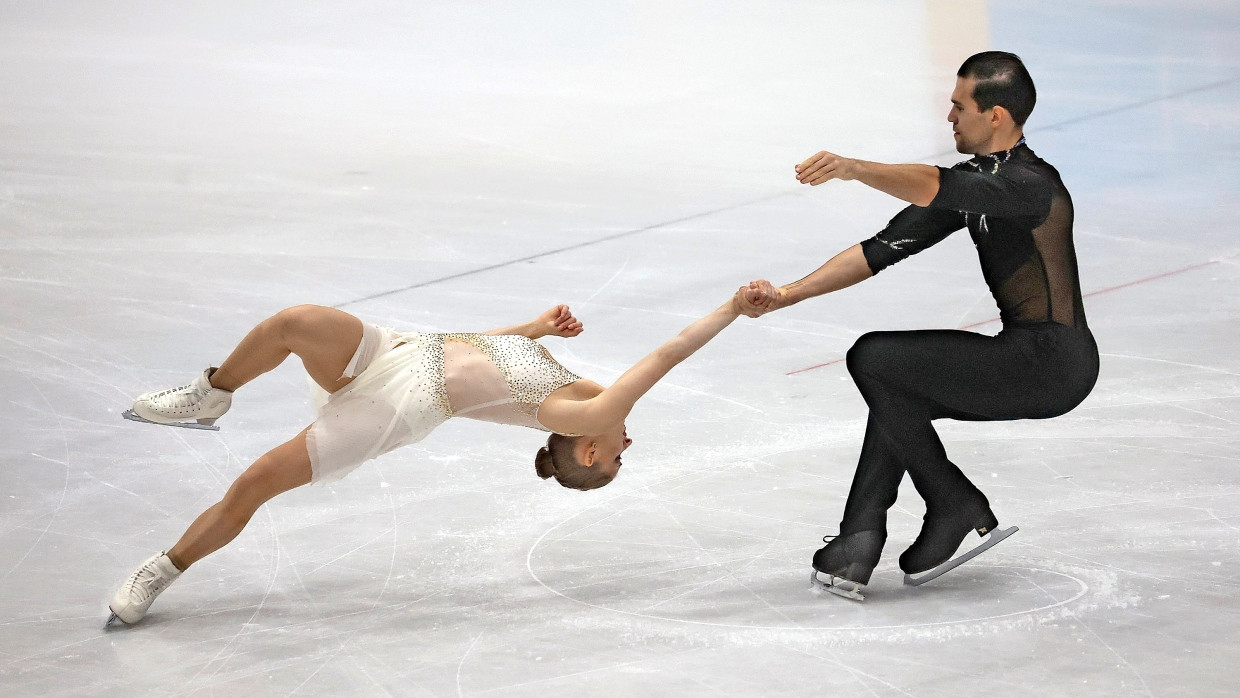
[581,423,632,483]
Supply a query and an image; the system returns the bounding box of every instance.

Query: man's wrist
[841,157,863,182]
[778,285,798,307]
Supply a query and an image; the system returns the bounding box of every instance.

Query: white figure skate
[106,552,182,626]
[124,368,231,431]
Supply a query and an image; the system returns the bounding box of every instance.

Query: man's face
[947,76,994,154]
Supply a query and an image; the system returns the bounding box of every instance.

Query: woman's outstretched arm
[485,305,584,339]
[540,298,742,435]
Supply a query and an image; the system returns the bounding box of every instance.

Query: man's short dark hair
[957,51,1037,126]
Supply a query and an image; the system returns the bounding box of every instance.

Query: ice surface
[2,1,1238,695]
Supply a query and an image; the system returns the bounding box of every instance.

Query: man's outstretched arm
[737,244,873,317]
[796,150,941,207]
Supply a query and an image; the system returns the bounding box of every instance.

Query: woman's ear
[575,439,598,467]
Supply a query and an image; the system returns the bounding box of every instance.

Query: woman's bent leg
[210,305,364,394]
[166,427,314,570]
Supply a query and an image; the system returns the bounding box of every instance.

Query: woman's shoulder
[546,379,603,402]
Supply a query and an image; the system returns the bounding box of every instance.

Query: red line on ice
[784,259,1220,376]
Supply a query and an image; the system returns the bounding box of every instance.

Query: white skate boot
[125,368,232,430]
[107,552,182,626]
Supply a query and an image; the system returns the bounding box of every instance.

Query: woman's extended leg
[108,428,315,624]
[166,427,314,570]
[211,304,364,393]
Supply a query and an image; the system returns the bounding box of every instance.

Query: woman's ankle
[165,550,189,572]
[208,366,240,392]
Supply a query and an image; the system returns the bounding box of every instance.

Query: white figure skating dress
[307,323,581,482]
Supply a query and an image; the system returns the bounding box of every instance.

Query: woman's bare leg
[209,305,364,394]
[165,427,314,570]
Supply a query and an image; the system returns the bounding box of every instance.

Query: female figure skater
[108,297,744,625]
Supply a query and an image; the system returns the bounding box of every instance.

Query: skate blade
[122,409,220,431]
[902,525,1019,587]
[105,611,122,628]
[810,569,865,601]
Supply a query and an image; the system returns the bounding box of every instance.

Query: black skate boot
[900,505,1019,587]
[810,530,885,601]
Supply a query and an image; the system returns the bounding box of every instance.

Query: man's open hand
[796,150,858,185]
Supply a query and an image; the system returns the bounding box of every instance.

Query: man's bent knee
[846,331,902,379]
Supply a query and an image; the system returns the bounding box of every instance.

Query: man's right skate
[900,507,1019,587]
[809,530,885,602]
[124,368,231,431]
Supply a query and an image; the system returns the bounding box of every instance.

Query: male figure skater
[739,51,1098,599]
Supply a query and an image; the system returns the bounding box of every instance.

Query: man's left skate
[902,525,1019,587]
[809,569,866,601]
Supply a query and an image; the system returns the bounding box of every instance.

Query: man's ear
[990,105,1010,128]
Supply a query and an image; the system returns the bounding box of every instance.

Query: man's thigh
[851,328,1052,421]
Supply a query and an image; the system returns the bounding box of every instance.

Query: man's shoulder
[949,154,1055,191]
[1013,152,1067,195]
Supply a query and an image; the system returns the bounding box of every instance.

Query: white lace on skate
[129,559,173,598]
[107,553,182,625]
[146,384,204,407]
[132,368,231,426]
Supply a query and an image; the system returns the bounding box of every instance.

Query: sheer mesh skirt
[306,326,449,483]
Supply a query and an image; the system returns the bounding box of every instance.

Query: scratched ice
[1,1,1238,696]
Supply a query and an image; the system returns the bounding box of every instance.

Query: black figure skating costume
[815,139,1099,590]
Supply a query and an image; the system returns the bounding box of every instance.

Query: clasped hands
[732,280,786,318]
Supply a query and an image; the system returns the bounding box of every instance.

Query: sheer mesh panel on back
[861,142,1088,331]
[986,153,1085,329]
